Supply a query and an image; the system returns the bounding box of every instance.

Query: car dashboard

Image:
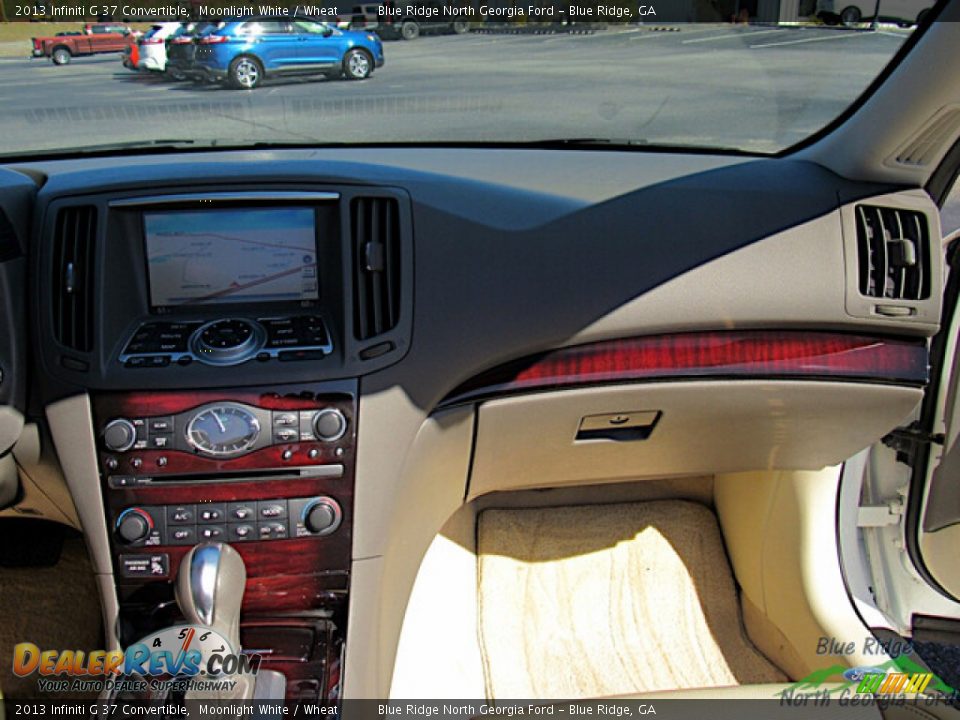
[0,146,946,699]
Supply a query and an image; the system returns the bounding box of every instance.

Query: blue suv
[193,18,384,89]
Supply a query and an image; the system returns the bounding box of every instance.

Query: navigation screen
[144,208,318,307]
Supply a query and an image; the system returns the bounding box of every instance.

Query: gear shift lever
[99,542,286,704]
[175,542,246,652]
[174,542,259,701]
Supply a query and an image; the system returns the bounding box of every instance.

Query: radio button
[278,349,326,361]
[227,503,256,521]
[197,504,226,523]
[273,428,298,443]
[258,500,287,520]
[149,417,174,433]
[258,521,288,540]
[273,412,298,427]
[149,435,172,449]
[166,322,200,333]
[132,327,156,342]
[199,525,226,541]
[169,526,197,546]
[229,524,255,542]
[166,505,195,525]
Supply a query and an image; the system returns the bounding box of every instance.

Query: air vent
[51,205,97,352]
[855,205,930,301]
[351,196,400,341]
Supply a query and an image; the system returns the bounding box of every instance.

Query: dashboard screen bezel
[141,205,323,313]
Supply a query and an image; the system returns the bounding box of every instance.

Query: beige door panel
[716,468,899,679]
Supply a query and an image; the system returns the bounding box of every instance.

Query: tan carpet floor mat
[0,537,102,699]
[477,500,787,699]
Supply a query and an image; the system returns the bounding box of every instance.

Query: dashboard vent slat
[352,197,400,341]
[854,204,930,302]
[51,205,97,352]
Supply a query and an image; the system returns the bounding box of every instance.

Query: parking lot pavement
[0,25,910,155]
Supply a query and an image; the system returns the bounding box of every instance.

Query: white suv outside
[137,22,183,72]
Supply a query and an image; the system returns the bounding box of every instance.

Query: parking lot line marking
[750,31,872,48]
[631,26,717,39]
[538,28,641,44]
[877,29,911,38]
[682,28,787,43]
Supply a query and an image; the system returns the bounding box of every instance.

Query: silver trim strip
[300,464,345,479]
[108,192,340,208]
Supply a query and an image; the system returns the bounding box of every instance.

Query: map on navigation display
[144,208,319,307]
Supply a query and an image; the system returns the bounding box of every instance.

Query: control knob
[312,409,347,442]
[103,418,137,453]
[115,507,154,545]
[303,497,342,536]
[189,318,266,367]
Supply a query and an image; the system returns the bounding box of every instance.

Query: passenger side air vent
[855,205,930,301]
[351,196,401,341]
[51,205,97,352]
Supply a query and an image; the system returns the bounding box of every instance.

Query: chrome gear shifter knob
[175,542,246,653]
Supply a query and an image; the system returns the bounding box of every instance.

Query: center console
[94,383,355,701]
[34,185,415,702]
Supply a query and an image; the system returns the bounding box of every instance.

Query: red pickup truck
[31,23,137,65]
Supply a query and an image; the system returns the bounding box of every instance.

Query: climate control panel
[114,496,343,548]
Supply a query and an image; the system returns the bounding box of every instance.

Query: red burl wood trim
[93,386,353,475]
[443,331,929,404]
[101,390,326,417]
[107,477,343,505]
[104,445,341,476]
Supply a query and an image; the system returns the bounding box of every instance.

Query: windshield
[0,0,940,157]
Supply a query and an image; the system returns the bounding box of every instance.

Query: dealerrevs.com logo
[12,625,260,694]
